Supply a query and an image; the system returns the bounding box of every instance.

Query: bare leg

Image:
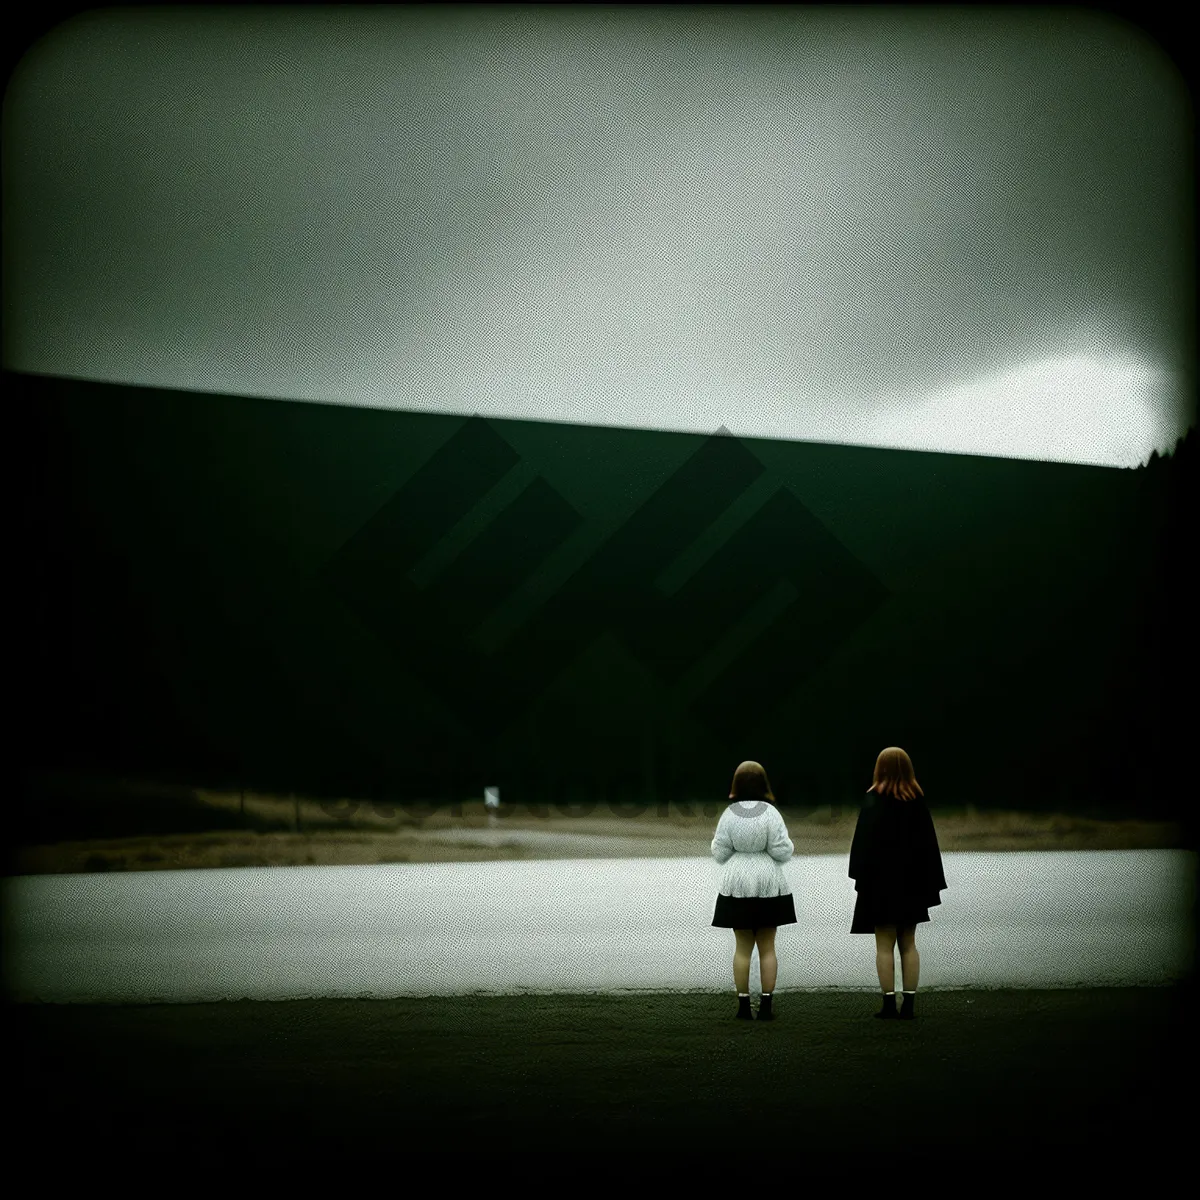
[733,929,755,993]
[898,925,919,991]
[874,925,897,993]
[754,927,778,993]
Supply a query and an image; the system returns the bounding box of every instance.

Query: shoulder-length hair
[869,746,924,801]
[730,760,775,801]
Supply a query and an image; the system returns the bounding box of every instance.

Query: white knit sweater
[711,801,794,898]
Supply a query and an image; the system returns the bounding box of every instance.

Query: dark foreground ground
[9,988,1190,1179]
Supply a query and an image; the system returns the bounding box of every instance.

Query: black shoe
[757,994,775,1021]
[874,993,898,1020]
[899,992,916,1020]
[736,995,753,1020]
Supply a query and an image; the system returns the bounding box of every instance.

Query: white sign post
[484,786,500,828]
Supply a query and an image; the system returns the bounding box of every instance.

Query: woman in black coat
[849,747,946,1020]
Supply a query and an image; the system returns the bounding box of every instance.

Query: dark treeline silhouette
[14,370,1194,844]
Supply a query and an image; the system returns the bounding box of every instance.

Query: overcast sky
[4,6,1192,466]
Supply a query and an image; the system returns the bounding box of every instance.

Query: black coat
[848,789,947,904]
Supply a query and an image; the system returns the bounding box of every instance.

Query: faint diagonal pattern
[318,417,889,744]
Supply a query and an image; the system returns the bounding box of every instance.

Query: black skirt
[712,892,797,930]
[851,887,939,934]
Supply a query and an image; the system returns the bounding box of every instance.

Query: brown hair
[729,760,775,801]
[869,746,924,801]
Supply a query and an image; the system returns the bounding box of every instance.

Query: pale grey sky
[4,6,1192,466]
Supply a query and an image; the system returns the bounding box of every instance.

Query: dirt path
[11,806,1187,874]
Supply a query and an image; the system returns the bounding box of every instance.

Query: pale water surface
[3,850,1193,1003]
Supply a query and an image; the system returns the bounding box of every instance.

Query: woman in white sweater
[711,761,796,1021]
